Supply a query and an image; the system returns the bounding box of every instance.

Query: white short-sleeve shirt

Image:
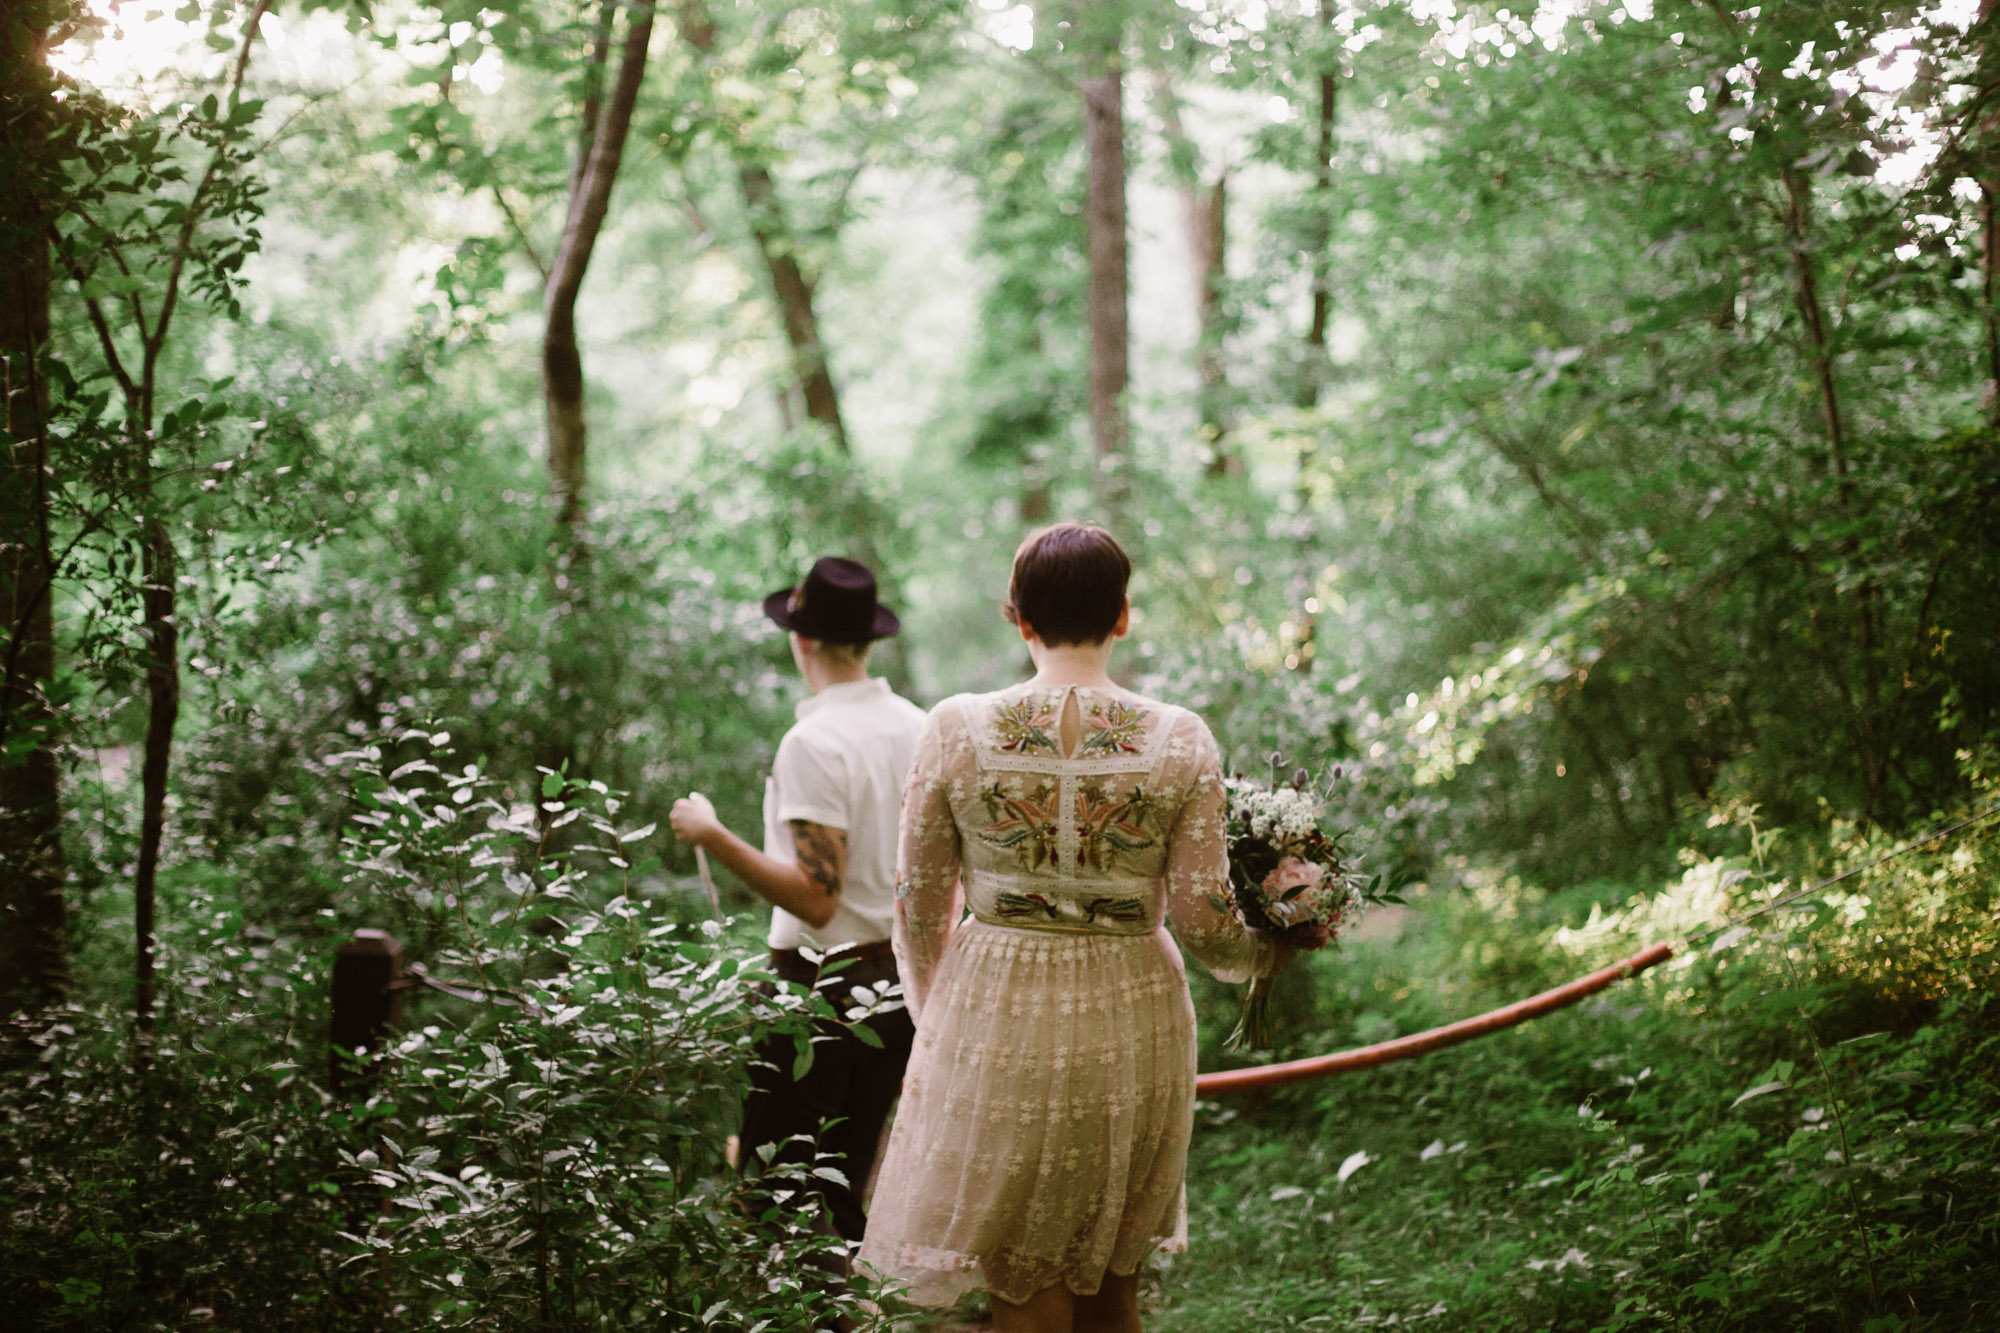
[762,677,928,950]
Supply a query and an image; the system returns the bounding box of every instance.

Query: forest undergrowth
[1140,799,2000,1333]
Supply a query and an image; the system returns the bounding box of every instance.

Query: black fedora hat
[763,556,900,643]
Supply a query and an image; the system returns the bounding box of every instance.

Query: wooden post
[330,929,403,1093]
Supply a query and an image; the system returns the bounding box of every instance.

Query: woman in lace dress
[857,524,1281,1332]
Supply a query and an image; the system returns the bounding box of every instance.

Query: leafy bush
[0,734,893,1330]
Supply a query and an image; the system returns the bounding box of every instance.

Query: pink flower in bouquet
[1261,856,1324,899]
[1255,857,1338,949]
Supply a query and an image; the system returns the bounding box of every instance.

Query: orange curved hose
[1194,941,1677,1097]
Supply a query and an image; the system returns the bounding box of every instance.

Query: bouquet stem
[1226,975,1274,1052]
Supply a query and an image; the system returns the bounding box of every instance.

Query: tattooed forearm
[791,821,847,900]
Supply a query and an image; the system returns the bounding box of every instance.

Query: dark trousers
[741,946,916,1244]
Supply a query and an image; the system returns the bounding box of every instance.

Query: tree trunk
[1081,28,1129,484]
[1982,182,2000,423]
[1195,173,1227,454]
[679,0,851,452]
[543,0,656,534]
[0,60,67,1020]
[570,1,616,204]
[1782,164,1883,800]
[132,508,177,1035]
[1981,0,2000,421]
[1297,3,1337,409]
[735,159,849,451]
[1781,169,1851,506]
[1150,72,1232,474]
[129,1,268,1035]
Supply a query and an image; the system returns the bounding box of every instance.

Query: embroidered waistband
[964,871,1161,936]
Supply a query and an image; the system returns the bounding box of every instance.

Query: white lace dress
[855,682,1277,1307]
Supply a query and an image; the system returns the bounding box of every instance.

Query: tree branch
[69,203,152,347]
[548,3,654,311]
[491,183,549,280]
[51,237,137,400]
[147,0,270,384]
[569,0,617,204]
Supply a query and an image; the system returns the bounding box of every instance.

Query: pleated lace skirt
[857,920,1196,1308]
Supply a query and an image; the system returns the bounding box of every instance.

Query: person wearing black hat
[669,555,925,1251]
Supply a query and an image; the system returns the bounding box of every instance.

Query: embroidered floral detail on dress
[1074,780,1157,870]
[992,697,1060,755]
[993,891,1063,922]
[1083,895,1147,924]
[976,778,1061,870]
[1078,698,1150,757]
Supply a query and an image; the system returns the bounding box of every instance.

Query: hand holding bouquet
[1220,767,1368,1050]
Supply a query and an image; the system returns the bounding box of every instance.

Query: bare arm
[669,793,846,930]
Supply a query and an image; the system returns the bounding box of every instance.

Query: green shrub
[0,735,893,1330]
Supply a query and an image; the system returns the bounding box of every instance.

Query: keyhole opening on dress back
[1058,688,1083,760]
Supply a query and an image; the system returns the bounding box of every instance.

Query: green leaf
[540,770,562,798]
[791,1032,814,1080]
[848,1020,884,1049]
[1731,1079,1787,1109]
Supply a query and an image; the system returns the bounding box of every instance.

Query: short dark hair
[1004,523,1131,647]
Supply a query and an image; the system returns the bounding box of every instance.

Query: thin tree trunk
[735,159,849,451]
[1150,72,1232,474]
[132,503,176,1035]
[128,0,268,1035]
[1982,181,2000,423]
[1781,169,1851,507]
[1782,164,1883,798]
[1082,29,1130,482]
[679,0,851,452]
[544,0,655,535]
[0,61,67,1020]
[1298,2,1337,409]
[1196,174,1227,451]
[1980,0,2000,421]
[570,1,616,204]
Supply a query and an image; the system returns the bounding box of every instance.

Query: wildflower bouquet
[1220,768,1369,1050]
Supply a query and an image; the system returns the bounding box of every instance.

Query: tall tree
[1150,71,1232,473]
[544,0,657,538]
[1079,0,1130,489]
[50,0,271,1031]
[1979,0,2000,422]
[735,158,850,452]
[0,0,71,1022]
[678,0,849,452]
[1297,0,1337,409]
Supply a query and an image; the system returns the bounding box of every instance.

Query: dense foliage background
[2,0,1996,1327]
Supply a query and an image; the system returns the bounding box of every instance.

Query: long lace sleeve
[892,703,964,1023]
[1164,713,1280,985]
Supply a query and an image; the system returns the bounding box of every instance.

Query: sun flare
[46,0,212,93]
